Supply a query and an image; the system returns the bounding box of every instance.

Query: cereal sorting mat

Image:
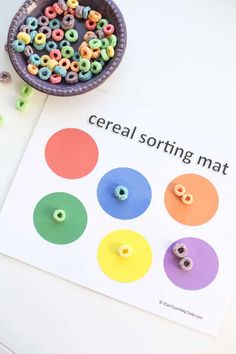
[11,0,117,84]
[0,91,235,336]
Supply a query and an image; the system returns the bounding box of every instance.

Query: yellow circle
[97,230,152,282]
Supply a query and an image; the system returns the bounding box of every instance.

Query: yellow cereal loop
[17,32,31,44]
[47,59,59,71]
[41,55,50,67]
[67,0,78,9]
[34,33,46,45]
[27,63,38,75]
[107,45,115,58]
[97,230,152,283]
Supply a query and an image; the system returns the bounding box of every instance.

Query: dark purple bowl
[8,0,127,96]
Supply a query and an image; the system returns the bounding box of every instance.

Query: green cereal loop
[96,57,105,67]
[101,48,110,62]
[100,38,109,49]
[79,71,92,81]
[61,45,74,58]
[20,84,33,98]
[90,61,102,74]
[53,209,66,223]
[16,98,28,112]
[108,34,117,48]
[79,58,91,72]
[97,18,109,30]
[89,38,102,49]
[34,42,46,51]
[65,29,79,43]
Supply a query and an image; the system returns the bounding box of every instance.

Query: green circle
[33,192,87,245]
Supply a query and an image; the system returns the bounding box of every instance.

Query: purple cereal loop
[61,14,75,30]
[179,257,193,271]
[65,71,78,84]
[58,0,68,11]
[0,71,12,83]
[38,15,49,27]
[20,24,31,34]
[24,45,34,57]
[38,26,52,39]
[173,243,188,258]
[75,5,84,18]
[96,29,104,39]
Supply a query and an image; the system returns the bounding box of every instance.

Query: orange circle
[45,128,98,179]
[164,174,219,226]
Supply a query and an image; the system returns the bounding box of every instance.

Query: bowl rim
[7,0,127,96]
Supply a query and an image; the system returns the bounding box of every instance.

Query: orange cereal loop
[80,46,92,60]
[182,193,194,205]
[91,48,101,59]
[88,10,102,23]
[27,63,38,75]
[79,41,88,52]
[59,58,71,70]
[174,184,186,197]
[71,61,80,72]
[83,31,96,42]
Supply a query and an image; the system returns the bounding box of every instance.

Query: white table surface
[0,1,236,353]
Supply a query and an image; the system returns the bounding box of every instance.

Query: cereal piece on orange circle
[17,32,31,44]
[88,10,102,23]
[182,194,194,205]
[70,61,80,72]
[174,184,186,197]
[27,63,38,75]
[59,58,71,70]
[80,46,92,60]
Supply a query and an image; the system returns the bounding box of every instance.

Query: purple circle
[164,238,219,290]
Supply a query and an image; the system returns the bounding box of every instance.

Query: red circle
[45,128,98,179]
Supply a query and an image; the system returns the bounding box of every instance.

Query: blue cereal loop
[12,39,25,52]
[79,70,92,81]
[72,52,80,62]
[46,41,57,52]
[49,18,61,30]
[54,65,67,77]
[29,30,37,43]
[33,42,46,50]
[26,16,38,30]
[82,6,91,19]
[38,67,52,80]
[29,54,41,66]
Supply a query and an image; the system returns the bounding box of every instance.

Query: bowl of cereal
[7,0,127,96]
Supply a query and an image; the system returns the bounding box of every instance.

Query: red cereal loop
[103,24,115,36]
[50,49,62,61]
[50,74,62,84]
[53,3,64,15]
[85,19,97,31]
[52,29,64,41]
[45,6,57,19]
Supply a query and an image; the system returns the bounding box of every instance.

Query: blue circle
[97,168,152,219]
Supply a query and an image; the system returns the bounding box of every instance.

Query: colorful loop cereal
[27,63,38,75]
[88,10,102,23]
[50,73,62,84]
[54,65,67,77]
[46,41,58,52]
[59,58,71,70]
[79,58,91,72]
[100,38,109,49]
[12,39,25,52]
[75,5,84,18]
[59,39,71,49]
[52,29,64,42]
[91,48,101,59]
[61,45,74,58]
[0,71,11,84]
[67,0,78,9]
[90,61,102,74]
[118,244,133,258]
[70,61,80,72]
[174,184,186,197]
[16,97,28,112]
[66,7,76,17]
[79,41,88,52]
[45,6,57,20]
[24,45,34,57]
[49,18,61,30]
[79,70,92,81]
[17,32,31,44]
[85,19,97,31]
[38,15,49,27]
[182,194,194,205]
[50,49,62,61]
[47,59,59,71]
[96,57,105,67]
[20,25,31,34]
[34,33,46,45]
[108,34,117,48]
[82,6,91,19]
[89,39,102,49]
[38,67,52,80]
[58,0,68,12]
[97,19,109,30]
[107,46,115,58]
[114,185,129,201]
[83,31,97,42]
[65,71,78,84]
[80,46,92,60]
[101,48,110,61]
[96,29,104,39]
[103,24,115,36]
[65,29,79,42]
[72,52,80,62]
[29,30,37,43]
[29,54,41,66]
[38,26,52,39]
[61,14,75,30]
[53,3,64,15]
[179,257,193,271]
[53,209,66,222]
[34,42,46,51]
[40,55,50,66]
[172,243,188,258]
[26,17,38,30]
[20,84,33,98]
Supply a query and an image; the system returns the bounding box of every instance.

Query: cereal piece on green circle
[54,65,67,77]
[0,71,11,83]
[79,58,91,72]
[108,34,117,48]
[33,42,46,51]
[59,39,71,49]
[97,19,109,30]
[100,38,109,49]
[100,48,110,61]
[49,18,61,30]
[17,32,31,44]
[12,39,25,52]
[29,54,41,66]
[79,70,92,81]
[20,84,33,98]
[38,67,52,81]
[46,41,58,52]
[72,52,80,62]
[16,98,28,112]
[65,71,79,84]
[90,61,102,75]
[26,17,38,30]
[89,38,102,49]
[65,29,79,43]
[61,45,74,58]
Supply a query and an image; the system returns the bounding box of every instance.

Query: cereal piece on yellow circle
[67,0,78,9]
[41,55,50,67]
[47,59,59,71]
[34,33,46,45]
[118,244,133,258]
[88,10,102,23]
[17,32,31,44]
[27,63,38,75]
[70,61,80,72]
[107,45,115,58]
